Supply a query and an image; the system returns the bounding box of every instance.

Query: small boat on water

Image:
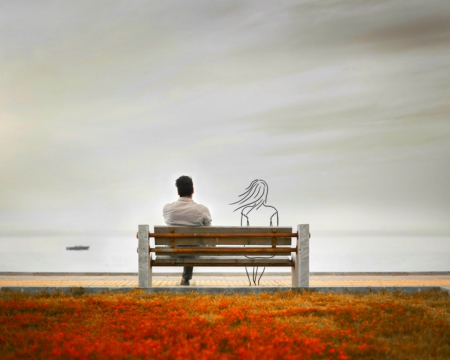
[66,246,90,251]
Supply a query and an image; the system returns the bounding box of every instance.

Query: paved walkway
[1,273,450,288]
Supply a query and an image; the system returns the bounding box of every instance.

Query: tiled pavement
[1,273,450,288]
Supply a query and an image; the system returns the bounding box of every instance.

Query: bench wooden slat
[154,239,293,246]
[153,226,293,246]
[151,247,295,255]
[154,226,292,233]
[150,233,296,238]
[152,256,293,267]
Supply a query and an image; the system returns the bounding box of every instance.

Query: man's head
[176,175,194,197]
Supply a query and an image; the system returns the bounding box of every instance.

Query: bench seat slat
[151,247,295,255]
[155,239,293,246]
[152,256,293,267]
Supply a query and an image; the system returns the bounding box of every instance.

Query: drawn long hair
[230,179,269,212]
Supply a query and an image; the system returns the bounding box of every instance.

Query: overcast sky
[1,0,449,235]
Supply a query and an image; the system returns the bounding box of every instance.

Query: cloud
[356,14,450,53]
[1,0,449,233]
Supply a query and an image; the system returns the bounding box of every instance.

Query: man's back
[163,197,212,227]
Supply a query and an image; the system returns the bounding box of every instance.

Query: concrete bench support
[291,224,309,287]
[298,224,310,287]
[138,224,151,287]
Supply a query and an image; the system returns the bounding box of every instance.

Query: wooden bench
[137,224,310,288]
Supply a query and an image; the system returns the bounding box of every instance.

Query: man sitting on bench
[163,175,212,286]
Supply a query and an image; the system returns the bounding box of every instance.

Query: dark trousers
[179,245,196,280]
[182,266,193,280]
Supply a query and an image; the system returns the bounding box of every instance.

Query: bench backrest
[153,226,294,246]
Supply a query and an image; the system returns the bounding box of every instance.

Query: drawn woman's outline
[230,179,279,286]
[230,179,279,227]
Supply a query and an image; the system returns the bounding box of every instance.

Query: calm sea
[1,234,449,273]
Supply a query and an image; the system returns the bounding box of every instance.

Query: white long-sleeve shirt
[163,197,212,226]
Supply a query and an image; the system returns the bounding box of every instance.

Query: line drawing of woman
[230,179,279,286]
[230,179,279,227]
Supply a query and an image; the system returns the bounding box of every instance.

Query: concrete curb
[1,271,450,276]
[0,286,446,295]
[441,287,450,295]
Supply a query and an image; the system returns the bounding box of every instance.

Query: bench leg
[138,224,151,288]
[293,224,309,288]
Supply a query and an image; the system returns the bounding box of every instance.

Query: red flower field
[0,289,449,359]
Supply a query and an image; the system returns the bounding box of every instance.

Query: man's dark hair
[176,175,193,197]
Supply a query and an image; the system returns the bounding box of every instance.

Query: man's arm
[203,207,212,226]
[162,204,171,226]
[202,209,212,247]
